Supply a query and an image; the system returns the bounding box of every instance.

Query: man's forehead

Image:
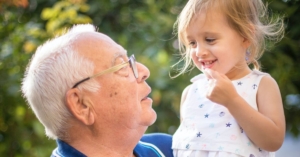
[113,49,128,57]
[74,32,128,66]
[74,32,124,52]
[91,33,128,62]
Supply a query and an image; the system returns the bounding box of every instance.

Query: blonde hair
[172,0,284,77]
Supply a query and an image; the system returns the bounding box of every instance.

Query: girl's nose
[196,46,208,58]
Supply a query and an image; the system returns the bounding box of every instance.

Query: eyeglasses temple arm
[72,61,129,88]
[72,77,90,88]
[90,62,129,79]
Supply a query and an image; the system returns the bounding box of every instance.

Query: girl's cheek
[191,53,203,69]
[190,50,197,59]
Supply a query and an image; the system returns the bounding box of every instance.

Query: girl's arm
[228,75,285,151]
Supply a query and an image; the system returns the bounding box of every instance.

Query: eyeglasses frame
[72,54,138,88]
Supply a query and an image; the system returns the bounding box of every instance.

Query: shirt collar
[55,139,86,157]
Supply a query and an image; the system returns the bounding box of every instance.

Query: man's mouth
[142,96,148,101]
[141,90,152,101]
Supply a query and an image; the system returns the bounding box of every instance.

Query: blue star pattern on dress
[197,132,202,137]
[226,123,232,127]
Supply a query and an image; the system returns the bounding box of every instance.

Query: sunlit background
[0,0,299,156]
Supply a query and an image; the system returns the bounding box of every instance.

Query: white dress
[172,70,275,157]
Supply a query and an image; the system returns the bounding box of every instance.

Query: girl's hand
[204,69,239,107]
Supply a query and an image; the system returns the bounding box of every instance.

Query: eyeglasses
[72,54,138,88]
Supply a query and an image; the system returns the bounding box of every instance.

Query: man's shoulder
[134,133,173,157]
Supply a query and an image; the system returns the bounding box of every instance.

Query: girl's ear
[243,37,251,49]
[243,24,255,48]
[65,89,95,125]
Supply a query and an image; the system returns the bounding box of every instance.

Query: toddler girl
[172,0,285,157]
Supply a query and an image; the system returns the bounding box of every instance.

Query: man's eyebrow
[111,51,128,65]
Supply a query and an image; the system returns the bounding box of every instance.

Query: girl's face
[186,10,251,80]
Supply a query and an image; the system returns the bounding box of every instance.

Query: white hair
[21,24,100,139]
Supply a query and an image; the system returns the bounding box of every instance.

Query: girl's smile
[198,59,218,69]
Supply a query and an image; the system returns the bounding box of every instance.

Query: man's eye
[120,65,128,71]
[116,63,129,77]
[114,57,126,65]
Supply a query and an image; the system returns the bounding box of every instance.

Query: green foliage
[41,0,92,35]
[0,0,299,156]
[263,0,300,136]
[0,1,56,156]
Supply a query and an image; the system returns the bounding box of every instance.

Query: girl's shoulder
[251,70,272,83]
[252,69,270,76]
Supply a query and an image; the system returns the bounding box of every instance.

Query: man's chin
[142,110,157,126]
[149,112,157,126]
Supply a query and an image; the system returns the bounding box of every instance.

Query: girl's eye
[206,38,215,43]
[189,41,197,47]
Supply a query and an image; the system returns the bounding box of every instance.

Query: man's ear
[65,89,95,125]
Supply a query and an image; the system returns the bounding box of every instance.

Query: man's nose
[136,62,150,82]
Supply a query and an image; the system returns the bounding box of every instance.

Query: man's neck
[66,129,143,157]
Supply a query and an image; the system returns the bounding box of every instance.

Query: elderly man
[21,24,173,157]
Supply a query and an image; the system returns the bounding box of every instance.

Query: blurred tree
[0,0,28,10]
[0,0,92,156]
[263,0,300,137]
[0,0,299,156]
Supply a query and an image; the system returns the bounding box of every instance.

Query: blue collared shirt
[51,133,173,157]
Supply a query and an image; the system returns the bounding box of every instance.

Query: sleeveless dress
[172,70,275,157]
